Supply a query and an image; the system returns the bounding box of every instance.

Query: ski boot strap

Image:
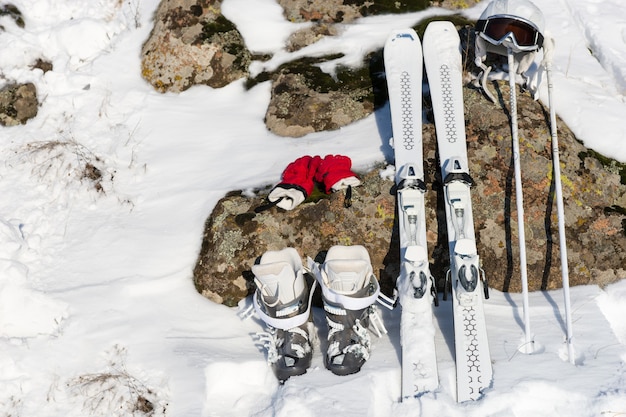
[252,280,317,330]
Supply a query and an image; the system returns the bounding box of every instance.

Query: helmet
[473,0,547,101]
[475,0,545,57]
[478,0,544,34]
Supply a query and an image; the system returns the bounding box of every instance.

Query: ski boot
[309,245,384,376]
[252,247,316,381]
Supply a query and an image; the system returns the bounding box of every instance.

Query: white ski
[423,21,493,402]
[384,28,439,399]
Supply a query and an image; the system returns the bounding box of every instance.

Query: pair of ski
[384,22,492,402]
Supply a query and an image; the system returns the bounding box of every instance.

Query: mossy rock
[194,84,626,305]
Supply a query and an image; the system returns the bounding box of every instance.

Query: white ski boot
[252,247,316,381]
[309,245,384,376]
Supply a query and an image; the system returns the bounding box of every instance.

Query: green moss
[201,15,237,39]
[307,186,332,203]
[222,296,241,308]
[224,40,248,68]
[604,205,626,215]
[278,55,355,94]
[579,149,626,185]
[248,56,342,92]
[245,72,271,90]
[246,50,386,108]
[251,53,272,62]
[412,14,475,38]
[200,16,250,71]
[245,15,475,101]
[344,0,430,15]
[246,56,338,90]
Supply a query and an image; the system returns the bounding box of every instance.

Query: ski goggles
[476,15,544,51]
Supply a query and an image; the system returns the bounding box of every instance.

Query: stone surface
[0,83,38,126]
[141,0,251,92]
[462,84,626,292]
[193,169,399,306]
[263,54,383,137]
[141,1,477,136]
[0,4,25,29]
[193,84,626,306]
[138,1,625,305]
[275,0,479,24]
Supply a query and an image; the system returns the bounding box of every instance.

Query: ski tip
[384,27,423,61]
[423,20,461,62]
[425,20,456,33]
[387,28,419,43]
[423,20,459,43]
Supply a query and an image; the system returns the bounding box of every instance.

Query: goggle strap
[476,19,488,33]
[475,16,544,49]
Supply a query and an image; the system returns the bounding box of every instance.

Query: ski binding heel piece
[453,238,479,293]
[398,245,431,299]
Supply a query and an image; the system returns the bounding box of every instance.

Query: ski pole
[507,48,534,354]
[544,38,575,364]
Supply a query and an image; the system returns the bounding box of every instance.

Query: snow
[0,0,624,416]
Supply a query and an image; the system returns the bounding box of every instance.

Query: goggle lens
[477,17,543,48]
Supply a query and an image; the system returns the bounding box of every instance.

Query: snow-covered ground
[0,0,624,416]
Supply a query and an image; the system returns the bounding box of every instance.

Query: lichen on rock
[141,0,250,92]
[0,83,38,126]
[194,83,626,305]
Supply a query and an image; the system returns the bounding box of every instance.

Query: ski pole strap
[343,185,353,208]
[252,280,317,330]
[443,172,475,187]
[254,197,283,213]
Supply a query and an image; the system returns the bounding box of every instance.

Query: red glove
[314,155,361,194]
[268,155,322,210]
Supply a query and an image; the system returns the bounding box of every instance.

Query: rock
[431,0,481,9]
[285,24,338,53]
[142,1,477,134]
[193,170,399,306]
[193,83,626,306]
[275,0,478,24]
[461,83,626,292]
[0,83,38,126]
[0,5,44,128]
[262,16,475,137]
[0,4,25,29]
[276,0,364,23]
[138,3,625,304]
[141,0,251,92]
[263,54,384,137]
